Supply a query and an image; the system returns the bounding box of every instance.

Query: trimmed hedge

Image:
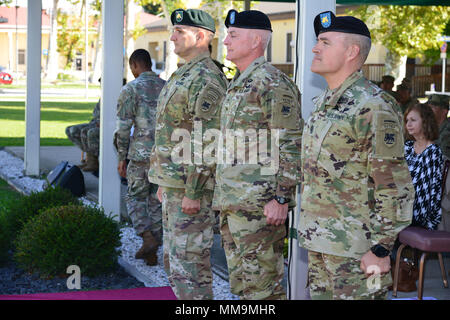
[14,205,121,277]
[5,186,80,241]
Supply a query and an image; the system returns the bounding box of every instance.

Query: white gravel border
[0,149,238,300]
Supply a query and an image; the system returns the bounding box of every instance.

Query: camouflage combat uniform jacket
[436,118,450,160]
[91,99,100,125]
[148,52,227,200]
[298,71,414,259]
[212,56,303,212]
[114,71,166,162]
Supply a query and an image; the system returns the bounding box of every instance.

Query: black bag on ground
[46,161,85,197]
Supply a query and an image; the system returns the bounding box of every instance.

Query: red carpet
[0,287,177,300]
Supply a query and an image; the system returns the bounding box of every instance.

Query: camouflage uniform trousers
[81,126,99,157]
[160,187,215,300]
[220,209,286,300]
[125,160,162,241]
[307,250,392,300]
[65,122,95,152]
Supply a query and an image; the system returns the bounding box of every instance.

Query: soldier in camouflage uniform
[428,94,450,160]
[114,49,165,266]
[148,9,227,300]
[396,82,418,114]
[212,10,303,300]
[65,99,100,170]
[298,12,414,300]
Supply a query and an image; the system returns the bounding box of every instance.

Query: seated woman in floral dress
[404,103,443,230]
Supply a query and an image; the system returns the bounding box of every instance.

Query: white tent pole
[99,0,123,220]
[24,0,42,176]
[288,0,335,300]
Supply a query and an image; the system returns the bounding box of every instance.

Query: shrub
[14,205,121,277]
[0,210,11,264]
[5,186,80,242]
[0,179,22,264]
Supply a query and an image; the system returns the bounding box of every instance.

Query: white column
[24,0,42,176]
[288,0,335,300]
[99,0,123,220]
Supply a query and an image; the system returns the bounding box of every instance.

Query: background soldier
[114,49,165,266]
[428,93,450,160]
[148,9,227,300]
[396,81,418,114]
[378,75,398,100]
[212,10,303,300]
[65,98,100,171]
[298,11,414,300]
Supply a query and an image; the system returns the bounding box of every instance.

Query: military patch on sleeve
[281,104,292,117]
[373,111,404,159]
[195,83,223,117]
[272,92,300,129]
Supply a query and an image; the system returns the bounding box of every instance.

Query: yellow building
[0,6,50,75]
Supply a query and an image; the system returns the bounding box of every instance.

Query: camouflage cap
[427,93,450,110]
[171,8,216,33]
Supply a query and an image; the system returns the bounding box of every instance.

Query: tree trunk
[385,50,407,89]
[45,0,59,81]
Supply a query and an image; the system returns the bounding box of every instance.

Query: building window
[18,49,25,65]
[286,33,292,63]
[267,38,272,62]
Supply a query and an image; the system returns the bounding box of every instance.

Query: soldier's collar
[178,51,211,73]
[139,70,157,78]
[230,56,266,88]
[326,70,364,107]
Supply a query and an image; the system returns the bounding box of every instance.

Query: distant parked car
[0,66,13,84]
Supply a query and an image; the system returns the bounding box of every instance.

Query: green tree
[45,0,60,81]
[348,5,450,84]
[142,2,161,15]
[57,10,84,69]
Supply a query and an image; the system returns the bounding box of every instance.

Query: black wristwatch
[370,244,390,258]
[274,196,290,205]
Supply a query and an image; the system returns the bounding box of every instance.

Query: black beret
[171,8,216,33]
[225,10,272,32]
[314,11,370,39]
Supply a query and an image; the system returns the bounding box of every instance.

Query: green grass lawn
[0,100,97,146]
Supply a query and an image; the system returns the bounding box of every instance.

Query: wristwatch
[274,196,290,205]
[370,244,390,258]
